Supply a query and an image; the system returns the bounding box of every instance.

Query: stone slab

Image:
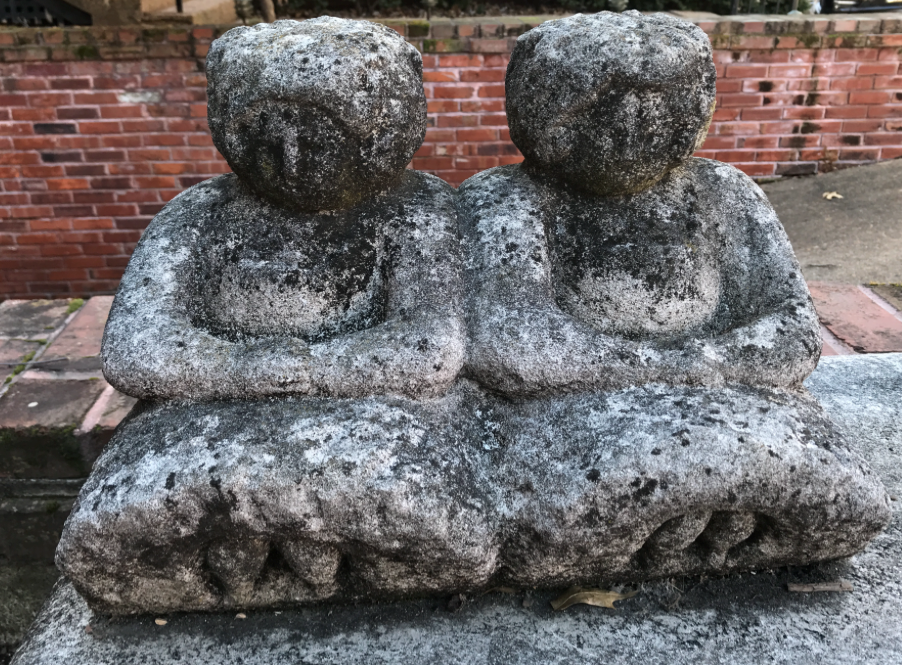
[10,353,902,665]
[0,479,83,563]
[0,379,107,479]
[809,282,902,353]
[0,564,59,664]
[0,340,43,385]
[40,297,112,374]
[0,301,73,341]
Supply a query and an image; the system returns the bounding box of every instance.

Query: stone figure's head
[207,18,427,211]
[506,12,717,197]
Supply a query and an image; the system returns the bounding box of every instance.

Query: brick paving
[0,296,136,479]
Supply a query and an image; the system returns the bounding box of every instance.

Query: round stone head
[206,18,427,211]
[506,12,717,196]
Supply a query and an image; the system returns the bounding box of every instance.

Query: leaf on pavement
[822,191,844,200]
[550,586,637,611]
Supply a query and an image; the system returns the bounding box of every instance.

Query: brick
[873,75,902,89]
[734,36,776,50]
[719,93,764,107]
[46,178,89,191]
[825,105,870,119]
[437,55,483,67]
[783,107,826,120]
[433,86,474,99]
[65,165,104,177]
[84,150,125,162]
[830,77,874,91]
[436,115,479,128]
[459,69,506,82]
[863,133,902,145]
[56,107,99,121]
[423,71,457,82]
[842,119,885,132]
[78,121,121,134]
[12,108,56,122]
[723,64,769,78]
[775,162,818,176]
[849,91,892,105]
[838,147,880,160]
[477,84,506,98]
[834,48,879,62]
[33,123,76,135]
[49,78,91,90]
[812,63,856,77]
[857,62,899,76]
[40,151,82,163]
[457,128,497,142]
[868,104,902,118]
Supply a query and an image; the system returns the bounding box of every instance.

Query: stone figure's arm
[302,173,466,399]
[458,168,644,397]
[102,178,314,401]
[683,164,821,387]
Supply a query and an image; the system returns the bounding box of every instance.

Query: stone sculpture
[54,14,890,616]
[456,12,890,586]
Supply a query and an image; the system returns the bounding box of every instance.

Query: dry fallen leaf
[550,586,638,611]
[235,613,247,619]
[822,191,844,200]
[154,618,167,626]
[787,579,853,593]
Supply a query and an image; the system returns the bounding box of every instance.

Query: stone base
[11,353,902,665]
[56,374,890,614]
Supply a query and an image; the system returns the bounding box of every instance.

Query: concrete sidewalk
[763,159,902,286]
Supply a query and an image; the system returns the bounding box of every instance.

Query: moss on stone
[74,44,99,59]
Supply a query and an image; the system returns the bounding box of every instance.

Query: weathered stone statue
[56,18,493,613]
[457,12,890,585]
[53,13,889,618]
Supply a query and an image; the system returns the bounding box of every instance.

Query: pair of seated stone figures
[57,13,889,614]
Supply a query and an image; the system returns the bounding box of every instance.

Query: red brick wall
[2,16,902,298]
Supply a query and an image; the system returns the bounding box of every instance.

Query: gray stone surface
[506,12,716,196]
[12,353,902,665]
[206,18,426,213]
[56,379,888,614]
[0,301,72,340]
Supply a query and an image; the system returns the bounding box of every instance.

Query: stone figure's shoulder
[458,163,534,202]
[682,157,774,211]
[393,169,456,207]
[378,171,458,247]
[141,173,241,245]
